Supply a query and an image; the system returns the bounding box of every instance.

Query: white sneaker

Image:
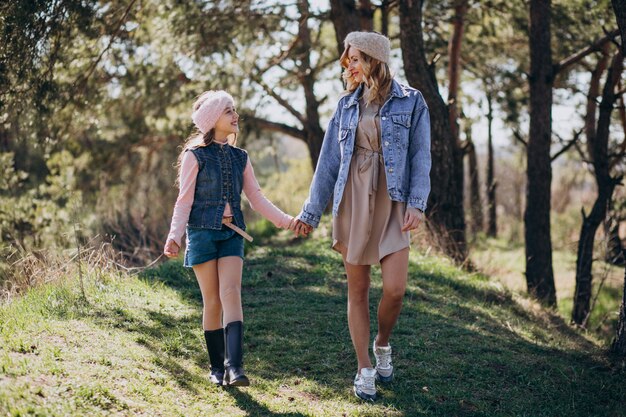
[353,367,377,401]
[373,338,393,383]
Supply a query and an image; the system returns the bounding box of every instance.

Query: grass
[1,229,625,416]
[471,237,624,344]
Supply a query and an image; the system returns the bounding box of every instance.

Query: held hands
[402,207,425,232]
[288,218,313,237]
[163,239,180,258]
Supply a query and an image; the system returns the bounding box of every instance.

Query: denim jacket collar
[343,79,410,109]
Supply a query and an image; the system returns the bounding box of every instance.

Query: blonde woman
[294,32,431,400]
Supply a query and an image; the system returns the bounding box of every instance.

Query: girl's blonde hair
[340,45,392,105]
[175,91,238,186]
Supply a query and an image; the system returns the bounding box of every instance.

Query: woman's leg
[343,256,373,372]
[192,260,222,330]
[377,248,409,346]
[217,256,244,324]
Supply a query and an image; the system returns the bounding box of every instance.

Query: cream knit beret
[344,31,391,65]
[191,90,235,134]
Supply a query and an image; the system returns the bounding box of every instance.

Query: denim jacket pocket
[391,114,411,149]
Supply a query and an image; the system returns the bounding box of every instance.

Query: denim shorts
[184,225,245,267]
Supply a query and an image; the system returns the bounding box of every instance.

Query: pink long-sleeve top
[167,147,293,246]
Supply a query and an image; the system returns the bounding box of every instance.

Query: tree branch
[513,129,528,147]
[251,67,306,125]
[551,128,583,161]
[555,28,620,74]
[242,114,306,141]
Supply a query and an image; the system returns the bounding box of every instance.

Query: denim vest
[187,142,248,230]
[299,79,431,228]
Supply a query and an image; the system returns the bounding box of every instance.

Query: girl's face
[347,47,365,84]
[214,105,239,138]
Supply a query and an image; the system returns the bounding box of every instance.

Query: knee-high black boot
[204,329,225,385]
[223,321,250,386]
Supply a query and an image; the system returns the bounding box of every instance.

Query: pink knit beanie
[343,31,391,64]
[191,90,235,134]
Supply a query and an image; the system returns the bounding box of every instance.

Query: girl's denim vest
[187,143,248,230]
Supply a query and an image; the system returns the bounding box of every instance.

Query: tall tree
[611,265,626,355]
[398,0,467,263]
[613,0,626,55]
[526,0,557,306]
[485,89,497,237]
[572,48,624,326]
[465,126,484,237]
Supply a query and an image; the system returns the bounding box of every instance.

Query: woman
[294,31,431,401]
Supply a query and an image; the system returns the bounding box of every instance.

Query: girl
[164,90,296,386]
[294,31,431,400]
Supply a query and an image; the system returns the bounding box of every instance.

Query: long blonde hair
[175,91,237,186]
[340,46,392,105]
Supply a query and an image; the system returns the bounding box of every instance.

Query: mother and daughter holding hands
[163,31,431,401]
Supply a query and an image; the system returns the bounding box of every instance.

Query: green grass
[1,231,625,416]
[471,236,624,345]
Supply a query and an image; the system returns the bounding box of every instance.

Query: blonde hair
[340,45,392,105]
[175,91,238,186]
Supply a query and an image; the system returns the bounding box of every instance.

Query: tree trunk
[466,133,483,237]
[525,0,557,307]
[606,219,625,266]
[486,91,497,237]
[358,0,374,31]
[298,0,325,169]
[573,50,624,325]
[447,0,468,143]
[380,0,391,36]
[611,265,626,355]
[398,0,467,263]
[612,0,626,55]
[329,0,370,56]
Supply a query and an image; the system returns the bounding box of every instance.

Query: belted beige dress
[332,94,410,265]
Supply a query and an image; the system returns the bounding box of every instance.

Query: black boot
[223,321,250,386]
[204,329,225,385]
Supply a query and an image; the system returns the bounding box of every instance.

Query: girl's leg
[217,256,244,324]
[377,248,409,346]
[192,260,222,330]
[343,256,373,372]
[192,260,224,384]
[217,255,249,386]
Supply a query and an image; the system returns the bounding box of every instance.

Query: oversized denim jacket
[298,79,431,228]
[187,143,248,230]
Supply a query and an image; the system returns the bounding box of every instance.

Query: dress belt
[354,145,383,196]
[222,217,253,242]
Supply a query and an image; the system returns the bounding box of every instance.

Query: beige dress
[332,94,410,265]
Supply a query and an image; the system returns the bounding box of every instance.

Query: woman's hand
[164,239,180,258]
[293,219,313,237]
[402,207,424,232]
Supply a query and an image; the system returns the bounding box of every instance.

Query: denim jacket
[187,143,248,230]
[299,79,431,228]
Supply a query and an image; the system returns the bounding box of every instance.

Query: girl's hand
[164,239,180,258]
[402,207,424,232]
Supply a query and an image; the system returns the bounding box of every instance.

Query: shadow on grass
[226,389,308,417]
[73,238,626,416]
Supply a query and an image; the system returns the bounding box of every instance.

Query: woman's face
[347,47,365,84]
[214,105,239,138]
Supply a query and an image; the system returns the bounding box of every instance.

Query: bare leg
[217,256,244,324]
[377,248,409,346]
[192,260,222,330]
[343,255,373,373]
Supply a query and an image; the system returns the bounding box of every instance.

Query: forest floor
[1,228,625,416]
[471,237,624,345]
